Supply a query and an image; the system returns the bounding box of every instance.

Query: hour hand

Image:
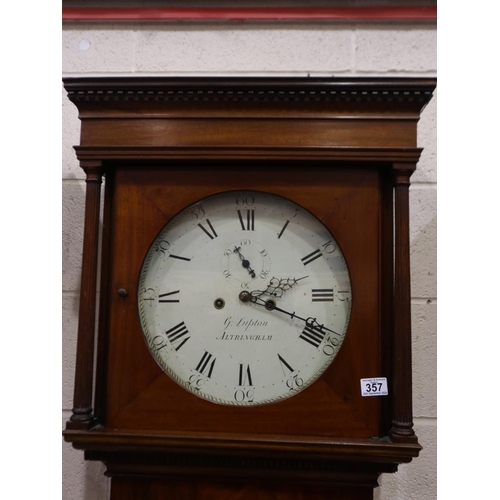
[250,275,308,299]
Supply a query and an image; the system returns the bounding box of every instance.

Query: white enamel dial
[138,191,352,406]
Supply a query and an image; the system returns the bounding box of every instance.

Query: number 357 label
[361,378,388,397]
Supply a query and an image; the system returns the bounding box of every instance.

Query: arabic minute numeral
[188,206,206,221]
[155,240,170,256]
[235,195,255,206]
[152,335,168,351]
[142,287,156,306]
[277,354,304,391]
[286,374,304,392]
[322,240,337,254]
[188,374,205,392]
[234,389,255,403]
[322,335,341,356]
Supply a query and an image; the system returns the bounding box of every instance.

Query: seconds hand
[233,246,256,278]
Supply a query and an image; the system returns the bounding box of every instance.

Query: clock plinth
[63,77,435,498]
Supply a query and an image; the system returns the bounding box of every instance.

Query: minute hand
[250,296,339,336]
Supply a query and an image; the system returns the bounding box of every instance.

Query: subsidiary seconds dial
[138,191,352,406]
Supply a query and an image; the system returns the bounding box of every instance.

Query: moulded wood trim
[74,146,423,164]
[64,76,436,106]
[64,429,422,463]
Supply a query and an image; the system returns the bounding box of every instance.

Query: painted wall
[62,19,437,500]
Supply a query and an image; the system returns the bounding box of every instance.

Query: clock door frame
[63,77,436,496]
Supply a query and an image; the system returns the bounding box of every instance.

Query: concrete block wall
[62,20,437,500]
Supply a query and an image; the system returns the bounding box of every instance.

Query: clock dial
[138,191,352,406]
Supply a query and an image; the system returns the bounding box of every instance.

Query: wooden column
[389,163,418,443]
[68,161,104,429]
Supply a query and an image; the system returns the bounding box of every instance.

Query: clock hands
[244,295,339,337]
[250,275,309,299]
[233,246,256,278]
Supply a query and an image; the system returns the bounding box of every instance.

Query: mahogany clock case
[62,77,436,493]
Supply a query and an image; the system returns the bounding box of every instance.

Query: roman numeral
[312,289,334,302]
[165,321,190,351]
[299,324,326,348]
[158,290,180,303]
[238,364,253,386]
[169,254,191,262]
[277,220,290,239]
[277,354,294,376]
[237,209,255,231]
[195,350,216,378]
[198,219,218,239]
[301,249,322,266]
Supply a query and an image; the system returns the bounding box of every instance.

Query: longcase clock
[63,77,436,500]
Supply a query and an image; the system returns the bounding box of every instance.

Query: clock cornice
[63,76,435,105]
